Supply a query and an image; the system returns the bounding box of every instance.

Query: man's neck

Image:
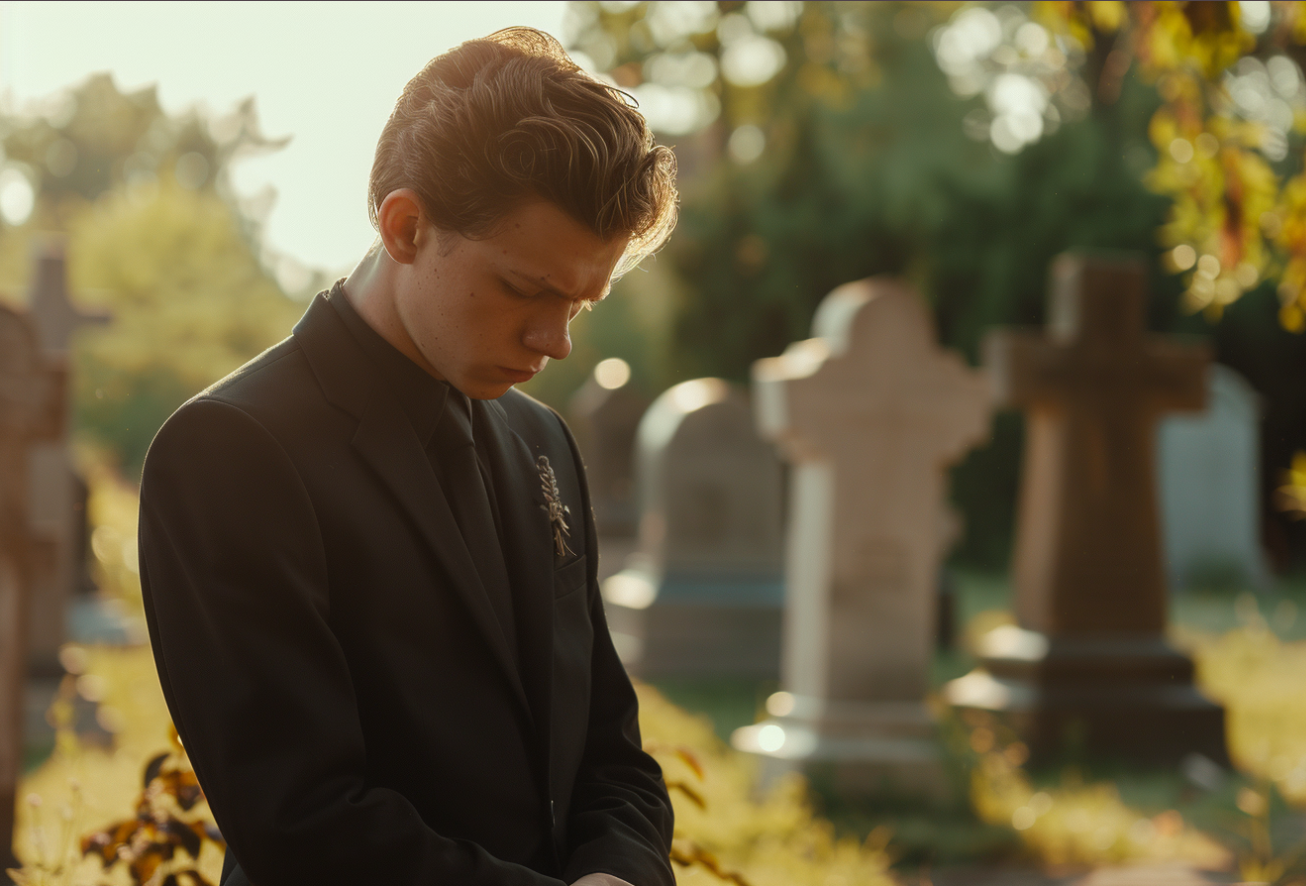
[342,243,441,379]
[342,241,390,325]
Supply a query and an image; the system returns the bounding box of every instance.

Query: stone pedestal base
[943,626,1227,765]
[732,696,954,803]
[602,568,782,678]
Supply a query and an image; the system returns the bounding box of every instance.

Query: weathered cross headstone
[733,278,990,797]
[1159,364,1271,589]
[0,304,65,872]
[945,253,1227,764]
[601,378,785,677]
[568,358,649,542]
[25,240,109,674]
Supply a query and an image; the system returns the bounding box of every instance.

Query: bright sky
[0,0,569,276]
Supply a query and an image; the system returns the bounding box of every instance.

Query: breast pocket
[553,553,588,600]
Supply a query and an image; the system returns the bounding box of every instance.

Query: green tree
[0,74,300,477]
[67,181,301,476]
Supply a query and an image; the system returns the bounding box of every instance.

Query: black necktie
[434,392,517,660]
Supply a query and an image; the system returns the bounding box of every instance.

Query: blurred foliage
[638,685,896,885]
[1035,2,1306,328]
[13,646,225,886]
[81,453,144,620]
[65,182,300,476]
[0,74,301,479]
[1181,612,1306,805]
[567,0,1306,569]
[77,736,222,886]
[0,73,285,234]
[956,709,1230,869]
[1279,450,1306,517]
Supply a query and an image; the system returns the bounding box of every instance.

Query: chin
[462,380,516,401]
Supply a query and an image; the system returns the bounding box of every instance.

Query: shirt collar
[327,279,449,447]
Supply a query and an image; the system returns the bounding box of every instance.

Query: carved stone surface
[0,304,65,870]
[734,277,990,799]
[25,241,108,675]
[601,379,785,677]
[945,253,1227,765]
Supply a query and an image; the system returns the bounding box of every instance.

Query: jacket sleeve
[554,416,676,886]
[139,397,567,886]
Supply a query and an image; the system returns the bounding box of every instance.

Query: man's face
[394,200,628,400]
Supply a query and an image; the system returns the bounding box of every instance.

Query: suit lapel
[478,399,555,747]
[293,294,530,719]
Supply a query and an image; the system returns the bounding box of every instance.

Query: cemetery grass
[655,571,1306,882]
[16,578,1306,885]
[23,468,1306,884]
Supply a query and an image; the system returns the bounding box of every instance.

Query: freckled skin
[346,198,628,401]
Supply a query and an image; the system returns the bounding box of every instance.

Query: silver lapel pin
[536,455,574,558]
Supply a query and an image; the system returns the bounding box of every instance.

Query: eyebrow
[507,269,608,302]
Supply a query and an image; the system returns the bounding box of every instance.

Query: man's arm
[556,416,676,886]
[140,397,567,886]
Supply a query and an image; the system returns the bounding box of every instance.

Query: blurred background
[10,2,1306,883]
[3,1,1305,569]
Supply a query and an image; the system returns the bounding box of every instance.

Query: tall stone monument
[1159,364,1271,589]
[0,304,65,871]
[25,240,108,674]
[601,379,786,677]
[733,278,990,797]
[945,253,1228,764]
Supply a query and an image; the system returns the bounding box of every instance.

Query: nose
[522,306,572,362]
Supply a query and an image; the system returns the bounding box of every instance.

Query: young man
[137,28,678,886]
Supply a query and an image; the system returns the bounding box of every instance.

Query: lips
[498,366,539,383]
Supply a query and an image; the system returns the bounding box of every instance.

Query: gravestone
[25,241,108,674]
[601,378,785,677]
[0,304,65,872]
[1159,364,1271,589]
[944,253,1228,765]
[568,358,649,543]
[733,277,990,797]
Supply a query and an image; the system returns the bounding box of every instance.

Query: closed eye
[504,272,607,310]
[500,279,532,299]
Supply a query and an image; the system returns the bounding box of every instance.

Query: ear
[376,189,427,265]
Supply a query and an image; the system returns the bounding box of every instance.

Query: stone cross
[945,253,1227,764]
[29,240,110,359]
[734,277,990,798]
[26,241,108,675]
[0,304,65,871]
[992,253,1208,634]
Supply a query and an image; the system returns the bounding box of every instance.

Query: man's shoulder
[147,335,332,469]
[200,336,313,413]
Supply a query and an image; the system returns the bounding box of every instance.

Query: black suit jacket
[138,291,674,886]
